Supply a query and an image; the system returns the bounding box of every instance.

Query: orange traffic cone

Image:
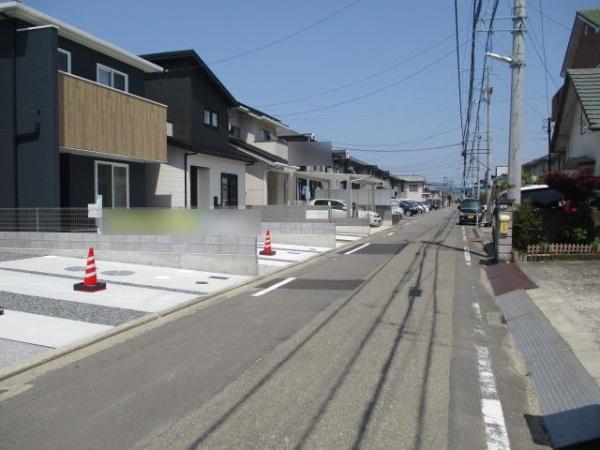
[74,247,107,292]
[259,230,276,256]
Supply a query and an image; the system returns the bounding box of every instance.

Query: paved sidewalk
[518,261,600,386]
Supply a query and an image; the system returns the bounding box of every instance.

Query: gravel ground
[0,251,45,262]
[0,338,50,370]
[0,291,146,326]
[520,261,600,346]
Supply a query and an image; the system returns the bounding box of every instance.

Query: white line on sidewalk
[476,345,511,450]
[252,277,296,297]
[462,226,472,266]
[344,243,371,255]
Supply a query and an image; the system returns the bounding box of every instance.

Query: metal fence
[0,208,97,232]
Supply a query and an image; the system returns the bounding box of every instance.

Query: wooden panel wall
[58,72,167,162]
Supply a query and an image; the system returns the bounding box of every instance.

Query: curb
[0,221,402,384]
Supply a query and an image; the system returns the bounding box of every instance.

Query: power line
[528,3,570,31]
[277,47,456,117]
[454,0,465,136]
[336,143,461,153]
[256,32,458,107]
[208,0,362,64]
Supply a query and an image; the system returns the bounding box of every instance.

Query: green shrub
[558,205,596,244]
[513,203,544,250]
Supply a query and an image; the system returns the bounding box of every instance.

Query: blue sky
[28,0,600,183]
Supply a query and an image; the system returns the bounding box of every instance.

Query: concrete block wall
[260,222,336,248]
[0,232,258,275]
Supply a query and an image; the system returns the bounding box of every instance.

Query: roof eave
[0,1,163,73]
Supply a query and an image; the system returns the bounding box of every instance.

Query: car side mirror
[342,206,347,211]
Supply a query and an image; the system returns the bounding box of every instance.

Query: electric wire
[276,47,456,117]
[207,0,362,64]
[256,32,458,108]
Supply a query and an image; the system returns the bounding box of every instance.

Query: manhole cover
[101,270,135,276]
[209,275,228,280]
[195,281,208,285]
[64,266,85,272]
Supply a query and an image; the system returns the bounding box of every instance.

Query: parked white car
[309,199,382,226]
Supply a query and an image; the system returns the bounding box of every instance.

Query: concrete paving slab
[496,289,600,448]
[0,271,197,313]
[0,256,250,294]
[0,310,112,348]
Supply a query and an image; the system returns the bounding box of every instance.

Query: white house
[552,68,600,176]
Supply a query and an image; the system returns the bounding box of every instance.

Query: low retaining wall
[260,222,336,248]
[0,232,258,276]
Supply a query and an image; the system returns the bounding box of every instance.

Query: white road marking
[471,302,483,320]
[252,277,296,297]
[476,345,511,450]
[386,232,395,236]
[462,226,472,266]
[344,243,371,255]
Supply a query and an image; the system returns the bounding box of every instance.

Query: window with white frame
[96,64,129,92]
[58,48,71,73]
[204,109,218,129]
[95,161,129,208]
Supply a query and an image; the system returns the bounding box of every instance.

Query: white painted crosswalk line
[0,310,112,348]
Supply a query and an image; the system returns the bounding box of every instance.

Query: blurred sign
[306,209,329,220]
[88,195,102,218]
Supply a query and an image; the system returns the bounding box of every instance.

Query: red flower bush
[544,172,600,204]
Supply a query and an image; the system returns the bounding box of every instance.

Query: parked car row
[394,199,435,217]
[308,199,383,227]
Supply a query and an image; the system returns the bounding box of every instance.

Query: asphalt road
[0,210,547,449]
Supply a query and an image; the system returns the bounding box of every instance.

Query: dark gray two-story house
[142,50,253,209]
[0,1,167,210]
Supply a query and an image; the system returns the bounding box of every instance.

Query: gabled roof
[393,175,427,183]
[579,9,600,28]
[561,9,600,77]
[141,50,237,106]
[0,1,162,72]
[237,103,284,125]
[568,68,600,130]
[229,137,288,165]
[168,137,254,163]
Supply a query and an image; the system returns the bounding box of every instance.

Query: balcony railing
[58,71,167,162]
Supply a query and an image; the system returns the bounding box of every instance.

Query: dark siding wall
[60,154,146,207]
[0,20,17,208]
[16,26,60,207]
[57,37,146,96]
[144,57,232,153]
[145,73,191,142]
[190,71,230,151]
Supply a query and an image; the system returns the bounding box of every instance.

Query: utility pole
[485,66,493,191]
[507,0,526,205]
[546,117,552,172]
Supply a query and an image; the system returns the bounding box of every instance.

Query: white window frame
[94,160,130,208]
[96,63,129,92]
[58,48,71,73]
